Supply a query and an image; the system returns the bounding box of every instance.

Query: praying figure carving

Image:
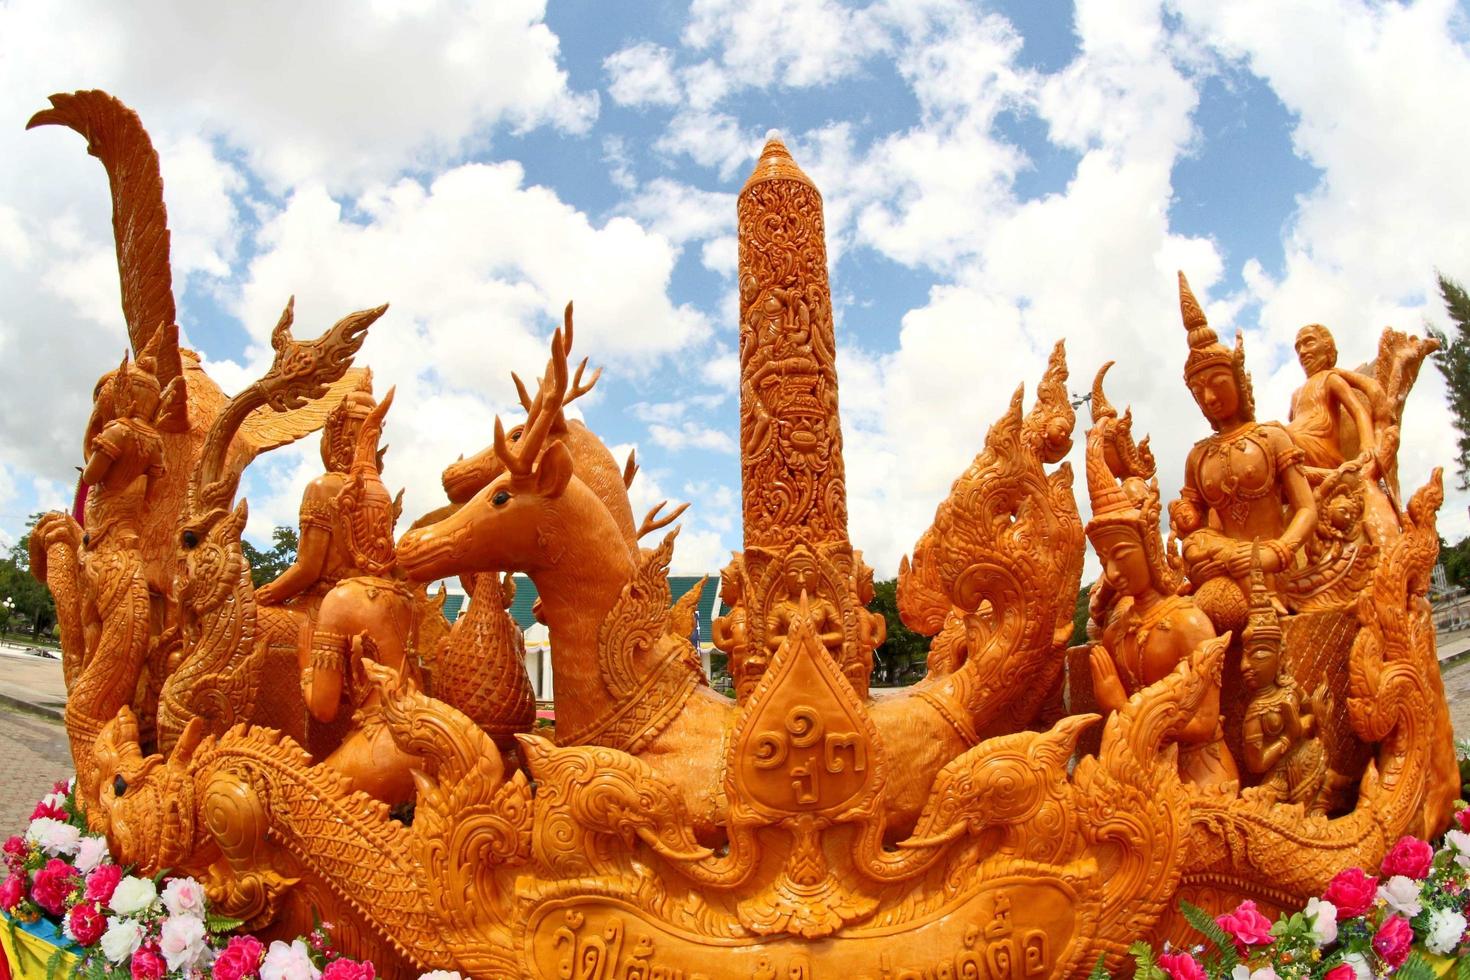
[1240,548,1331,817]
[712,555,756,700]
[1169,272,1318,631]
[1085,364,1238,793]
[763,545,845,664]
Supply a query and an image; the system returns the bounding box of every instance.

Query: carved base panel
[520,874,1096,980]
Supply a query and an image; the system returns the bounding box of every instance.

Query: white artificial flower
[417,973,464,980]
[1230,967,1280,980]
[1447,829,1470,869]
[109,875,159,916]
[1426,907,1468,956]
[41,792,68,811]
[1304,896,1338,945]
[161,877,208,919]
[160,913,210,972]
[261,939,322,980]
[99,917,143,964]
[1343,952,1373,980]
[74,836,109,874]
[24,817,80,857]
[1377,874,1423,917]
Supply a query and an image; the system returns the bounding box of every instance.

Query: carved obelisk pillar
[722,134,879,700]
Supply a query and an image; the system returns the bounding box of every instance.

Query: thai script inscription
[751,704,865,806]
[550,910,709,980]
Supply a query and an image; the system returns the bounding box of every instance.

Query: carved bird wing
[232,367,372,464]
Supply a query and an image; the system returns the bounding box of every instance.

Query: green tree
[868,579,932,686]
[1,512,58,640]
[240,526,300,588]
[1071,583,1093,646]
[1428,271,1470,490]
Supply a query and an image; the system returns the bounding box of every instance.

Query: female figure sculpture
[1170,272,1317,627]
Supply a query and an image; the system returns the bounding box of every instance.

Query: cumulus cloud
[605,42,683,107]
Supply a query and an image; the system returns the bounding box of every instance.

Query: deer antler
[623,449,638,489]
[638,500,691,540]
[493,323,570,477]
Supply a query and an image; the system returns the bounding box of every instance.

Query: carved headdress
[1178,271,1255,423]
[337,387,400,577]
[1242,545,1282,654]
[321,370,377,472]
[1085,363,1180,596]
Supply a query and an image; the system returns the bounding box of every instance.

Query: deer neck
[526,509,638,737]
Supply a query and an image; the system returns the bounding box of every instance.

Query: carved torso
[85,418,165,549]
[1186,423,1297,538]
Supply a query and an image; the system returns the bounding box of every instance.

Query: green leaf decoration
[1179,900,1242,974]
[1129,940,1166,980]
[43,944,66,980]
[1087,951,1111,980]
[206,912,247,933]
[1397,952,1439,980]
[1457,952,1470,980]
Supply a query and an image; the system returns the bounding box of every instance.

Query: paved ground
[0,705,72,833]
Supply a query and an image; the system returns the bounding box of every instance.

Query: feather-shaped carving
[28,90,180,388]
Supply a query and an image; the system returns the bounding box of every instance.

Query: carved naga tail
[156,298,384,751]
[899,342,1084,738]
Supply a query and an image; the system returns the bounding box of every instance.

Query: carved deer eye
[113,774,127,797]
[492,490,511,507]
[509,427,523,442]
[181,529,199,549]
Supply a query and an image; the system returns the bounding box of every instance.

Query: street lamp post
[1,596,14,645]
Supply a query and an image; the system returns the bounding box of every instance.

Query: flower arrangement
[0,781,390,980]
[1126,807,1470,980]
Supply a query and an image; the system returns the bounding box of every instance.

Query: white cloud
[648,422,738,455]
[682,0,887,89]
[217,160,713,542]
[0,1,596,196]
[605,42,683,107]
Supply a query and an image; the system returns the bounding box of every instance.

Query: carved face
[1187,365,1240,428]
[1091,526,1152,598]
[1241,634,1279,690]
[1294,326,1337,376]
[782,554,820,597]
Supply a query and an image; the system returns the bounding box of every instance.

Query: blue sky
[1,0,1467,579]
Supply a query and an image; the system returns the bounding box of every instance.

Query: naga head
[94,708,211,875]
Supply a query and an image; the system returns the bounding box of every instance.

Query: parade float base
[0,909,80,980]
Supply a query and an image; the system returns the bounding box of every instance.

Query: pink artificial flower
[1372,914,1414,969]
[1322,965,1355,980]
[29,800,65,822]
[2,835,26,870]
[1323,868,1378,920]
[1157,950,1207,980]
[29,857,80,916]
[1381,835,1435,879]
[85,863,122,905]
[131,943,168,980]
[1457,807,1470,834]
[214,935,267,980]
[1215,899,1274,956]
[66,901,107,946]
[321,959,375,980]
[0,873,26,912]
[50,779,70,796]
